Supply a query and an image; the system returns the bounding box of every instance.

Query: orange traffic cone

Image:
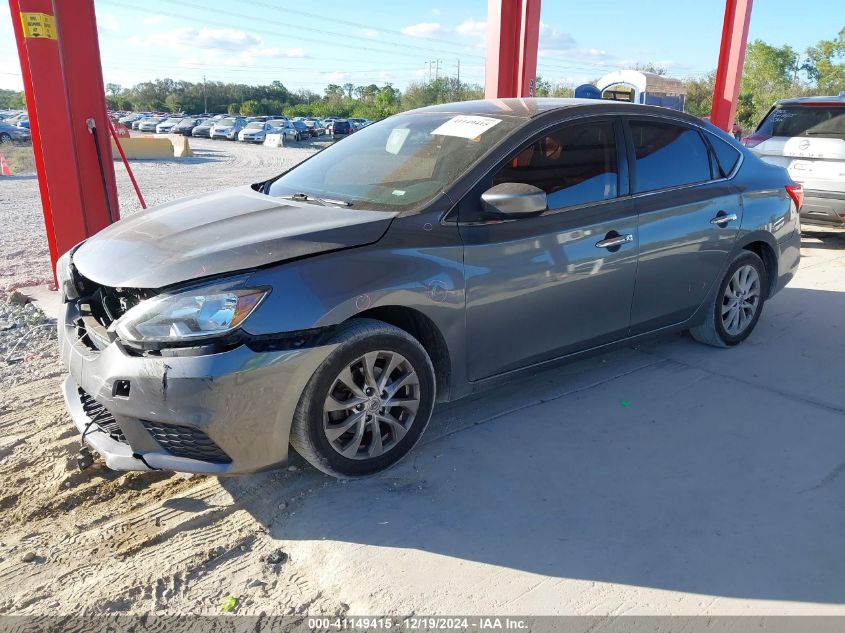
[0,154,10,176]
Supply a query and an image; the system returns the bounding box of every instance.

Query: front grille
[141,420,231,464]
[72,276,156,352]
[78,388,127,444]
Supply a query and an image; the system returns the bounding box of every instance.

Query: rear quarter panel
[732,150,800,294]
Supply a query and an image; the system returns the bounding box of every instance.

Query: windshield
[217,118,237,126]
[268,111,525,212]
[268,120,285,126]
[246,122,264,129]
[164,117,181,124]
[758,104,845,137]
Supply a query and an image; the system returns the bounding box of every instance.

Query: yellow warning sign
[20,12,57,40]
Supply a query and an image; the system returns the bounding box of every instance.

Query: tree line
[1,28,841,131]
[98,77,483,122]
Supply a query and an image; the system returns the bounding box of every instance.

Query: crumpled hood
[72,185,397,289]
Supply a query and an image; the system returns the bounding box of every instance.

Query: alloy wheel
[322,351,420,460]
[721,264,761,336]
[0,133,11,144]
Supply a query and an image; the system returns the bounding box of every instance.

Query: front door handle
[595,234,634,249]
[710,212,738,225]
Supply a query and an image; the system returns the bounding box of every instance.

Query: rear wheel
[0,133,11,144]
[690,251,767,347]
[290,319,435,478]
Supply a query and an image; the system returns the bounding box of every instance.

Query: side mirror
[481,183,547,217]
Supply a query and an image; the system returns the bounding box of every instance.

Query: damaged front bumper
[58,300,335,474]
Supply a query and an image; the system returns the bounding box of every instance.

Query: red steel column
[710,0,753,131]
[10,0,118,283]
[485,0,542,99]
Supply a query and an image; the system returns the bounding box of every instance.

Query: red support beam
[10,0,118,283]
[485,0,542,99]
[711,0,753,132]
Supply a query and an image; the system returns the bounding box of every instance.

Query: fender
[241,206,470,398]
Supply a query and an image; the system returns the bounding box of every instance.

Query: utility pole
[456,59,461,100]
[435,59,441,81]
[203,75,208,113]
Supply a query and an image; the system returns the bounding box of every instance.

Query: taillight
[785,183,804,211]
[743,133,771,148]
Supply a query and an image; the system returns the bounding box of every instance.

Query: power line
[97,0,630,79]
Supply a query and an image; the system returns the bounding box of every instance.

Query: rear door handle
[595,234,634,249]
[710,213,738,225]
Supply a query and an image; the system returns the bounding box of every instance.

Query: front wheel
[690,251,767,347]
[0,133,11,144]
[290,319,436,478]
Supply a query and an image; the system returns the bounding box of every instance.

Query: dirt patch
[0,144,34,175]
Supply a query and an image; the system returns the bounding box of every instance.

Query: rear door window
[757,105,845,138]
[629,121,712,193]
[707,134,741,177]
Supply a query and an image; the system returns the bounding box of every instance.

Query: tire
[690,251,767,348]
[0,133,11,144]
[290,319,436,478]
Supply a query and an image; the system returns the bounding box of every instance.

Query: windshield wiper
[804,131,845,136]
[286,192,353,207]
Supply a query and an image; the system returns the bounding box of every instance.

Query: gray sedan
[57,99,801,478]
[0,122,31,143]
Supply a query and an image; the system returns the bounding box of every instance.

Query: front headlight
[114,283,268,345]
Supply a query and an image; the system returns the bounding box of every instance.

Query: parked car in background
[137,117,165,132]
[211,117,246,140]
[274,119,301,142]
[155,117,184,134]
[238,121,274,143]
[172,117,206,136]
[56,99,801,479]
[329,119,353,138]
[191,119,216,138]
[0,121,31,143]
[349,118,371,130]
[744,95,845,230]
[291,120,310,141]
[303,119,325,136]
[119,113,146,125]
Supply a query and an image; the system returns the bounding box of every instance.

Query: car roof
[774,95,845,106]
[406,97,709,125]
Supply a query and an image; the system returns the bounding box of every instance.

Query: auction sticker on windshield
[431,115,502,139]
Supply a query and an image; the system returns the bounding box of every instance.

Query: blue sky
[1,0,841,93]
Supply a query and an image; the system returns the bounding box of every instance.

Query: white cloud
[129,27,305,68]
[538,21,576,53]
[327,71,351,82]
[97,12,119,33]
[401,22,443,38]
[360,28,378,38]
[456,19,486,37]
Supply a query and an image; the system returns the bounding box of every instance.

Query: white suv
[745,95,845,229]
